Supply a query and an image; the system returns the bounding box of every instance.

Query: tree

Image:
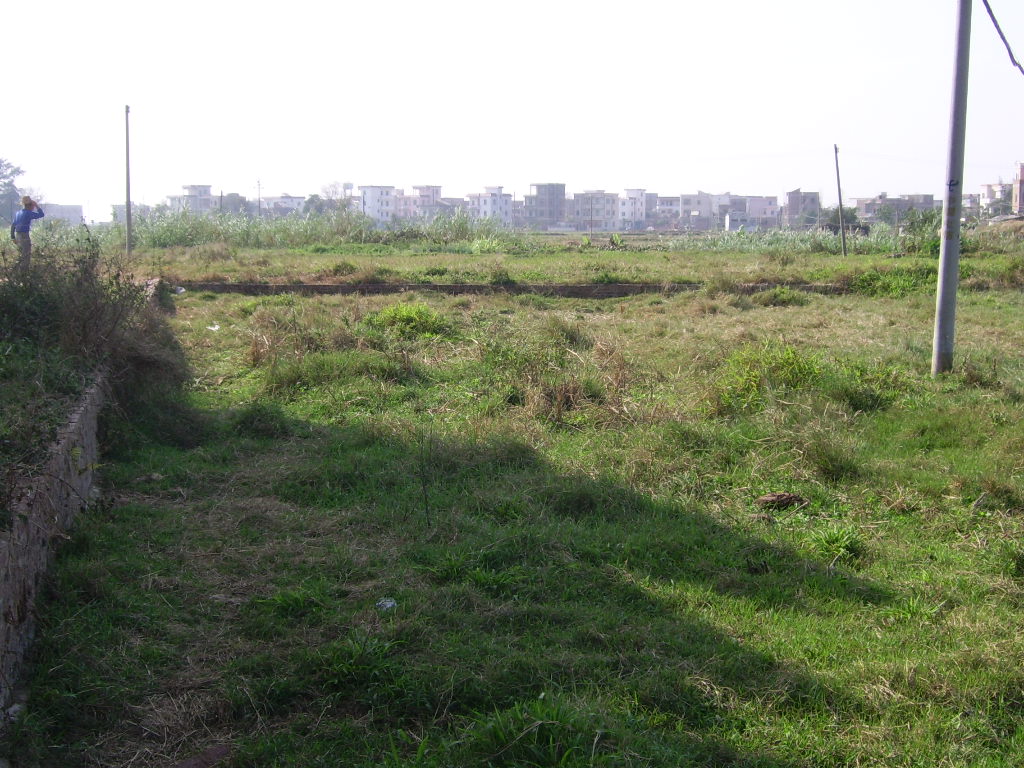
[0,158,24,228]
[221,193,248,215]
[823,206,859,230]
[303,194,331,215]
[875,204,898,227]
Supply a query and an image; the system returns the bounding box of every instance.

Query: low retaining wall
[0,378,105,713]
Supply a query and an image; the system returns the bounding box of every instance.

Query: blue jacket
[10,207,44,238]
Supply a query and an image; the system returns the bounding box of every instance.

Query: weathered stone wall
[0,378,105,712]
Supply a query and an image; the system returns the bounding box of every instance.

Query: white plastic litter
[173,286,186,294]
[206,324,220,332]
[375,597,397,611]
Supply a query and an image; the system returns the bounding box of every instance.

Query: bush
[1,236,188,501]
[710,342,910,415]
[362,303,455,339]
[845,265,937,298]
[750,286,810,307]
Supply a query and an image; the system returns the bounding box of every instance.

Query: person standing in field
[9,195,45,271]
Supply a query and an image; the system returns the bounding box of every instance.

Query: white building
[981,182,1012,214]
[167,185,216,214]
[395,186,448,220]
[112,203,154,222]
[263,194,305,216]
[618,189,646,230]
[358,186,397,224]
[466,186,513,224]
[42,204,84,225]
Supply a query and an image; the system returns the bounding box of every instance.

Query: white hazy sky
[7,0,1024,221]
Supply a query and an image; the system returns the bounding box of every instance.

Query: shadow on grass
[8,400,892,768]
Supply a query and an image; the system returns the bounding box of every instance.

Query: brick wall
[0,378,105,712]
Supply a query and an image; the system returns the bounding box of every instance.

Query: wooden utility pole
[932,0,972,375]
[125,105,133,255]
[834,144,847,258]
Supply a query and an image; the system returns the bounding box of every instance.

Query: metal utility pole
[932,0,972,376]
[834,144,848,258]
[125,105,133,255]
[257,179,262,217]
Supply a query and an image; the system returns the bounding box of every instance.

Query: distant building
[41,204,84,225]
[981,182,1013,215]
[618,189,646,230]
[524,183,566,230]
[440,197,469,213]
[395,186,451,221]
[359,186,397,224]
[675,192,732,231]
[167,185,216,214]
[1013,162,1024,215]
[263,194,305,216]
[467,186,513,224]
[112,203,154,222]
[723,196,780,231]
[567,190,619,232]
[961,193,981,220]
[782,189,820,229]
[852,193,938,224]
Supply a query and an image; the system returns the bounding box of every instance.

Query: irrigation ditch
[177,281,845,297]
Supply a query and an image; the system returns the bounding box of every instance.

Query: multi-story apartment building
[359,186,397,224]
[567,191,619,232]
[524,183,566,229]
[263,194,305,216]
[618,189,646,230]
[40,204,84,225]
[394,186,447,220]
[1013,162,1024,215]
[962,194,981,220]
[112,203,154,222]
[677,192,732,231]
[782,189,820,228]
[467,186,513,224]
[852,192,938,224]
[744,196,781,226]
[981,182,1013,215]
[167,185,217,214]
[722,195,780,231]
[650,196,682,227]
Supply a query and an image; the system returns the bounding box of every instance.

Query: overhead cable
[982,0,1024,78]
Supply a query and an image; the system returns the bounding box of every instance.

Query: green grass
[6,237,1024,766]
[0,240,170,526]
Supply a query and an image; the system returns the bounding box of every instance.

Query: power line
[981,0,1024,78]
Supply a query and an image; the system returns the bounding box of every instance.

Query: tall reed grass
[28,210,1022,260]
[32,209,529,253]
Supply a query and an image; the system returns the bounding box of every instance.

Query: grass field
[133,238,1024,293]
[5,238,1024,766]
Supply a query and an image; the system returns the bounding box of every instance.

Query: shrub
[809,525,868,563]
[363,303,455,339]
[750,286,810,307]
[459,697,625,767]
[543,316,592,350]
[264,350,412,394]
[711,343,824,414]
[1,236,187,502]
[846,265,936,298]
[710,342,911,415]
